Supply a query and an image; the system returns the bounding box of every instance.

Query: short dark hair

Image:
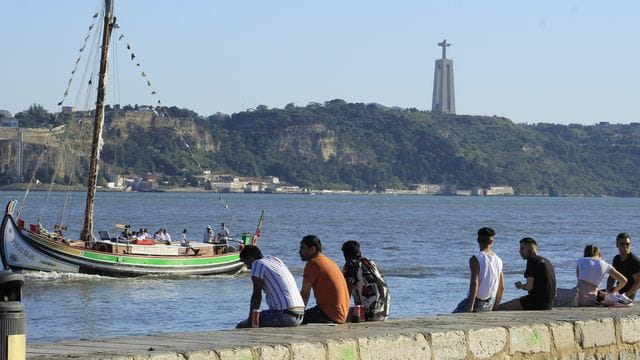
[477,227,495,244]
[617,233,631,243]
[520,237,537,246]
[301,235,322,252]
[583,244,599,258]
[239,245,263,261]
[341,240,361,259]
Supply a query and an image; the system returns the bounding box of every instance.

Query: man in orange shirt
[299,235,350,324]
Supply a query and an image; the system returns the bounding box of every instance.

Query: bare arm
[300,281,312,306]
[608,268,627,294]
[492,271,505,310]
[622,272,640,297]
[606,274,616,292]
[516,276,534,291]
[466,256,479,312]
[249,277,263,317]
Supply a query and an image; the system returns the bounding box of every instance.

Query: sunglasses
[620,242,631,246]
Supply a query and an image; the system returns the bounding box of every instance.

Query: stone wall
[27,307,640,359]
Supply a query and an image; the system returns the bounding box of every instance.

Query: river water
[1,191,638,343]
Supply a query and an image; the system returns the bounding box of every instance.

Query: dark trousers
[302,305,334,324]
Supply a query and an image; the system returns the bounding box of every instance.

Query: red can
[352,305,365,323]
[251,309,260,328]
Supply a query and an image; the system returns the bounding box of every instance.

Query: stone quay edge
[26,306,640,359]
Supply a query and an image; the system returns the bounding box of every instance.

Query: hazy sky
[1,1,638,125]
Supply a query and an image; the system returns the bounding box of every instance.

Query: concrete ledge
[27,307,640,359]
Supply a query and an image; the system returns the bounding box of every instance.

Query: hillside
[2,101,640,196]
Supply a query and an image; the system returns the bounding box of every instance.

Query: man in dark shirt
[607,233,640,299]
[499,237,556,310]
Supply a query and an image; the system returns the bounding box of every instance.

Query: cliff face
[275,123,364,164]
[3,102,640,195]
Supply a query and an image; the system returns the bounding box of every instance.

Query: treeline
[4,101,640,196]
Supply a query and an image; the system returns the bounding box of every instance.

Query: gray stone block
[575,319,615,348]
[468,327,507,359]
[290,342,326,360]
[217,347,254,360]
[620,315,640,344]
[509,324,551,355]
[430,330,466,360]
[326,339,359,360]
[358,334,430,360]
[256,344,289,359]
[184,350,220,360]
[550,322,576,352]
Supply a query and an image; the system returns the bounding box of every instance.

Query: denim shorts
[452,297,494,313]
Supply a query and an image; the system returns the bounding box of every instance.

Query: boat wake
[22,270,105,282]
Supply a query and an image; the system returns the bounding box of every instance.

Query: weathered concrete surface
[27,307,640,359]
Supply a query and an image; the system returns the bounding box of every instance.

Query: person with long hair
[577,244,627,306]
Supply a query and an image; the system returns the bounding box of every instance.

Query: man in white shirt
[453,227,505,312]
[236,245,305,328]
[203,225,214,243]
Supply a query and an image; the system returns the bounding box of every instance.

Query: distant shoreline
[0,184,626,198]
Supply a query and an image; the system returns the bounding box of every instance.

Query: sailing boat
[0,0,262,276]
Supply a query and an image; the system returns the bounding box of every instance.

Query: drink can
[352,305,364,323]
[251,309,260,328]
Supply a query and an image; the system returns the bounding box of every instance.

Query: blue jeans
[452,297,494,313]
[236,309,304,328]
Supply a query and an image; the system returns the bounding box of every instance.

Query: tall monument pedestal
[431,39,456,114]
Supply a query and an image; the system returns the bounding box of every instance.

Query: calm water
[2,191,639,343]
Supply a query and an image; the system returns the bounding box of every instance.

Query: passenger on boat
[162,228,172,245]
[236,245,305,328]
[217,223,229,241]
[181,229,199,255]
[120,226,133,240]
[154,229,165,243]
[299,235,350,324]
[607,233,640,300]
[453,227,504,313]
[214,223,230,251]
[499,237,556,311]
[203,225,214,243]
[341,240,390,321]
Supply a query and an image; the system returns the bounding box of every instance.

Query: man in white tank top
[453,227,505,313]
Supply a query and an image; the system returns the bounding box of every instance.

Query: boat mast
[81,0,115,243]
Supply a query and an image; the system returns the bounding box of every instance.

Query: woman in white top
[576,244,627,306]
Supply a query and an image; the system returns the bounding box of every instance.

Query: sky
[1,0,639,125]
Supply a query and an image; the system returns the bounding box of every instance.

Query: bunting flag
[57,7,101,107]
[117,33,163,111]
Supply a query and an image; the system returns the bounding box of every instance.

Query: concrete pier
[27,307,640,359]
